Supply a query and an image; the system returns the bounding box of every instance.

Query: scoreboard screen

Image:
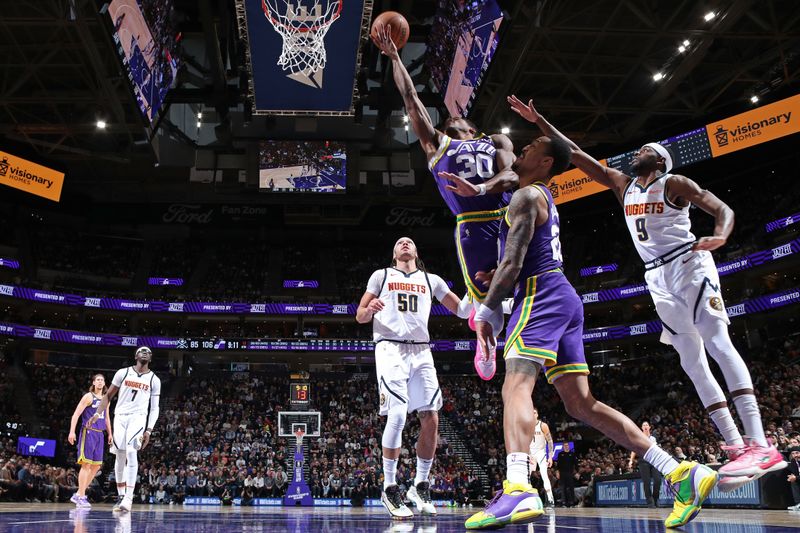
[290,383,311,406]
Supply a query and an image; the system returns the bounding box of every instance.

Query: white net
[262,0,342,77]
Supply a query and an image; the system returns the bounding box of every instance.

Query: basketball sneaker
[663,461,718,528]
[465,481,543,530]
[719,440,787,477]
[717,473,758,493]
[381,485,413,520]
[407,481,436,515]
[112,495,126,513]
[119,496,133,513]
[70,493,91,508]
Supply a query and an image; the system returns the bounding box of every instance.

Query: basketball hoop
[261,0,343,82]
[294,427,306,447]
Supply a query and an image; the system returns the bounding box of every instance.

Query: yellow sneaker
[465,480,543,530]
[663,461,718,528]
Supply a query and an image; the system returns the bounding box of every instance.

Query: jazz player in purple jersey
[68,373,113,508]
[464,117,718,530]
[373,25,516,381]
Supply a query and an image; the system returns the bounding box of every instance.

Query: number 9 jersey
[366,268,451,343]
[111,366,161,416]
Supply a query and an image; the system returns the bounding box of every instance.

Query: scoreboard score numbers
[290,383,311,407]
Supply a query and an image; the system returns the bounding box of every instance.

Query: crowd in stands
[258,141,341,171]
[34,230,142,280]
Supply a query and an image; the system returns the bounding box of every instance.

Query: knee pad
[381,404,407,449]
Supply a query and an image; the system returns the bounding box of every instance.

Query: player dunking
[528,407,554,509]
[67,373,112,508]
[463,131,717,530]
[89,347,161,513]
[373,26,516,381]
[511,96,788,486]
[356,237,471,519]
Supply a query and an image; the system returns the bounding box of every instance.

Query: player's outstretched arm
[439,291,473,319]
[507,95,629,196]
[666,175,734,251]
[372,25,439,153]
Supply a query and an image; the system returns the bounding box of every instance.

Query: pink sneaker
[720,443,746,461]
[474,337,497,381]
[717,474,758,493]
[719,441,787,477]
[468,308,477,332]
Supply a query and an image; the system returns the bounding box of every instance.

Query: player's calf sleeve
[671,332,726,406]
[381,404,407,450]
[125,449,138,497]
[115,452,127,492]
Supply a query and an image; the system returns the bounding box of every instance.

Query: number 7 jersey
[111,366,161,416]
[623,174,696,263]
[366,268,451,343]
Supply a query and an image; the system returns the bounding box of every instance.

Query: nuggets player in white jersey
[373,26,516,381]
[528,408,554,508]
[357,237,471,519]
[511,97,787,486]
[90,346,161,513]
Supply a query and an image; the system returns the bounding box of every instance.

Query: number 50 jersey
[366,268,451,343]
[429,134,512,215]
[111,366,161,416]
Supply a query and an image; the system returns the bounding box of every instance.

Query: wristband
[476,183,487,196]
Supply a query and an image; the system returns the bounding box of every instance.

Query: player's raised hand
[372,24,399,60]
[474,320,494,362]
[507,95,541,124]
[692,236,726,251]
[366,298,385,314]
[475,269,496,288]
[441,171,480,196]
[68,432,76,445]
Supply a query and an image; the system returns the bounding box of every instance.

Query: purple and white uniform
[429,134,512,302]
[500,183,589,383]
[77,394,105,465]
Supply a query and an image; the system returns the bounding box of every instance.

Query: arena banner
[766,211,799,233]
[0,151,65,202]
[239,0,371,114]
[283,280,320,288]
[17,436,57,458]
[182,497,451,507]
[706,93,800,158]
[148,277,184,286]
[579,263,618,277]
[549,161,610,205]
[0,258,20,269]
[595,476,761,507]
[1,287,798,350]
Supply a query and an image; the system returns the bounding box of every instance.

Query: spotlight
[96,120,107,129]
[500,126,510,134]
[678,45,686,53]
[704,11,716,21]
[196,121,202,128]
[750,95,759,104]
[402,115,409,123]
[404,125,409,131]
[683,39,690,46]
[197,112,203,119]
[653,72,664,81]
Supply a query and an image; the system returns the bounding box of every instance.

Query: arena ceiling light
[197,112,203,119]
[750,95,759,103]
[652,72,664,82]
[96,120,107,129]
[704,11,716,21]
[678,45,686,53]
[683,39,691,47]
[500,126,510,134]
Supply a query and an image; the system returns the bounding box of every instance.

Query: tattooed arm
[474,187,540,353]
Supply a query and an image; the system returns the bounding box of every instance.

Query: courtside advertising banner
[0,151,65,202]
[240,0,371,114]
[706,93,800,157]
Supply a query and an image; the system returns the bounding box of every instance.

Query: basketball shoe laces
[416,482,432,503]
[483,486,505,511]
[385,485,405,508]
[720,442,746,461]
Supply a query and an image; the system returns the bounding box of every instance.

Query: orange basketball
[370,11,410,49]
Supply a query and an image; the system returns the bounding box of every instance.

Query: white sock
[643,445,680,477]
[415,457,433,486]
[506,453,529,485]
[732,394,768,447]
[383,457,398,489]
[117,484,126,497]
[708,407,744,446]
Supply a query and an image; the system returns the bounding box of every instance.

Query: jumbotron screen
[427,0,504,118]
[258,140,347,193]
[107,0,180,124]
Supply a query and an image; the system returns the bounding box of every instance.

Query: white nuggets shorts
[644,250,730,345]
[375,341,442,416]
[113,412,147,453]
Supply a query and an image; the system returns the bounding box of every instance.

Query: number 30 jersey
[366,268,450,343]
[429,134,512,215]
[111,366,161,416]
[623,174,696,263]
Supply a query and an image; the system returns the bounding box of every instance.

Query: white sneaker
[112,495,125,512]
[717,473,759,493]
[381,485,413,520]
[789,503,800,511]
[119,496,133,513]
[407,481,437,515]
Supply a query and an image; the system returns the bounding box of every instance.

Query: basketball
[371,11,410,49]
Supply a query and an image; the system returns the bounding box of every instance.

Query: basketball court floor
[1,504,799,532]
